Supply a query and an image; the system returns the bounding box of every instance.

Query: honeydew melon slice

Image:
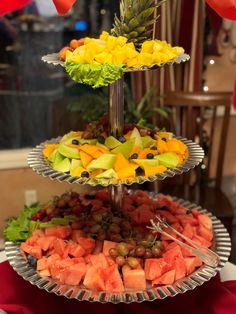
[130,127,143,149]
[61,131,82,142]
[87,154,116,171]
[141,136,155,148]
[52,151,64,165]
[96,168,118,179]
[96,142,108,150]
[48,149,58,163]
[155,152,179,168]
[80,138,97,145]
[105,136,122,149]
[111,139,135,159]
[58,143,80,159]
[53,157,71,173]
[70,159,83,172]
[133,159,159,169]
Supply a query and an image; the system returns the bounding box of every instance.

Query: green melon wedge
[130,127,143,149]
[155,152,179,168]
[111,139,135,159]
[87,154,116,171]
[141,137,155,148]
[70,159,82,171]
[105,136,122,149]
[58,143,80,159]
[96,168,118,179]
[133,159,159,169]
[53,157,71,173]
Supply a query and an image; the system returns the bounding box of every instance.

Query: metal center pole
[108,77,124,211]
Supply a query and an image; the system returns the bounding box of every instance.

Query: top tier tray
[27,135,204,187]
[41,53,190,70]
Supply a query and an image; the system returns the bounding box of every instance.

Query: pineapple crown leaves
[112,0,167,48]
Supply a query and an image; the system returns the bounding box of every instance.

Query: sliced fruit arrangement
[61,32,185,88]
[63,32,184,68]
[43,125,188,185]
[5,189,214,291]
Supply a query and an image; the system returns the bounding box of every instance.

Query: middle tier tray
[28,136,204,187]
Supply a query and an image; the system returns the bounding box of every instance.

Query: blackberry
[117,135,126,143]
[72,139,79,145]
[97,135,105,144]
[130,153,138,159]
[150,146,157,150]
[81,171,90,178]
[146,153,154,159]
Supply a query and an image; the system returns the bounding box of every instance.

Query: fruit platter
[4,0,231,305]
[5,190,231,303]
[28,122,204,186]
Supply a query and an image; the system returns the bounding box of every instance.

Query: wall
[0,168,90,236]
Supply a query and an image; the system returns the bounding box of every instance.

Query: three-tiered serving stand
[5,33,231,304]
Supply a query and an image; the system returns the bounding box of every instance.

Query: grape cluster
[109,236,164,268]
[31,191,82,222]
[78,210,133,242]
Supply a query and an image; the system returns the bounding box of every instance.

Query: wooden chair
[158,91,234,235]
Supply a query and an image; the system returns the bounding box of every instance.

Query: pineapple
[112,0,166,49]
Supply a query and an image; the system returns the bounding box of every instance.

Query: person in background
[221,18,236,62]
[0,16,18,64]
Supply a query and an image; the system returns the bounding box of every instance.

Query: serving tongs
[147,216,220,268]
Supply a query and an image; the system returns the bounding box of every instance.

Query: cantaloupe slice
[144,165,167,177]
[80,150,93,168]
[130,145,141,156]
[138,148,157,159]
[114,153,130,172]
[43,144,58,158]
[157,138,168,153]
[90,169,103,178]
[124,130,132,141]
[79,144,100,158]
[117,166,136,179]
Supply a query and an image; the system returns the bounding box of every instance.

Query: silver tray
[5,195,231,304]
[41,53,190,70]
[27,136,204,187]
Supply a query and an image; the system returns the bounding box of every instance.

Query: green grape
[153,241,164,250]
[116,256,125,266]
[145,233,155,243]
[127,257,139,269]
[116,243,129,256]
[109,248,119,258]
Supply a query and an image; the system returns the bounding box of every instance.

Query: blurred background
[0,0,236,259]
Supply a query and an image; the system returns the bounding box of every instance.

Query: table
[0,251,236,314]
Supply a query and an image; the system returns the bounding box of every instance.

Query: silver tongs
[147,216,220,268]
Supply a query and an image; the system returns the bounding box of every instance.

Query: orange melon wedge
[80,150,93,168]
[114,153,130,172]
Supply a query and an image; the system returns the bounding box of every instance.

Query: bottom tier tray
[5,193,231,304]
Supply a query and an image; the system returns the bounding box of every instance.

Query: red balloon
[0,0,32,16]
[53,0,76,16]
[207,0,236,20]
